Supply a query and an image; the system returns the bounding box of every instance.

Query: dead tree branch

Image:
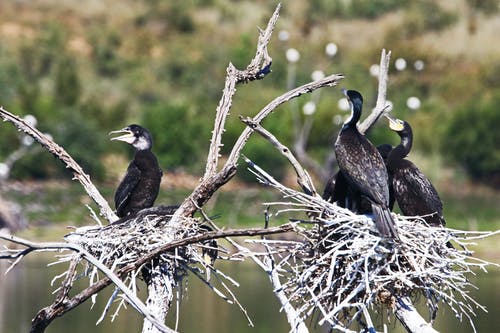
[240,117,318,197]
[358,48,392,134]
[0,107,117,223]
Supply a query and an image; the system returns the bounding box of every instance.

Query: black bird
[110,124,162,218]
[323,144,395,212]
[384,115,445,227]
[334,89,398,239]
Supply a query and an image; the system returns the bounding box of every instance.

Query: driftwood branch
[171,3,343,221]
[0,232,173,333]
[395,297,439,333]
[0,107,117,223]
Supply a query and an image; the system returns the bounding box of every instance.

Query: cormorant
[109,124,162,218]
[333,89,398,239]
[384,115,445,227]
[323,144,395,211]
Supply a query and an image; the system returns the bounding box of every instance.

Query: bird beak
[341,88,348,97]
[109,128,135,144]
[383,114,404,131]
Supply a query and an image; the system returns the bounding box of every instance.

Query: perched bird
[334,89,398,239]
[384,115,445,227]
[323,144,395,212]
[109,124,162,218]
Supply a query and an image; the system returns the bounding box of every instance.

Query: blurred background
[0,0,499,332]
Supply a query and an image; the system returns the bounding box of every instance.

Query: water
[1,256,499,333]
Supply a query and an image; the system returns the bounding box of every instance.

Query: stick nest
[247,162,498,332]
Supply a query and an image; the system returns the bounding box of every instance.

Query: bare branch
[0,232,173,333]
[204,3,280,178]
[395,297,439,333]
[0,107,117,223]
[240,117,317,197]
[227,74,344,167]
[358,48,392,134]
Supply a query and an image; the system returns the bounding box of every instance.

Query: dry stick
[240,117,318,197]
[207,222,310,333]
[228,73,344,167]
[358,48,392,134]
[0,107,117,223]
[204,3,280,178]
[171,4,281,222]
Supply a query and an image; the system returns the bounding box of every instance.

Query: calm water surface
[0,257,498,332]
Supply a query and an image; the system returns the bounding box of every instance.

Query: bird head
[109,124,152,150]
[342,88,363,109]
[384,114,405,132]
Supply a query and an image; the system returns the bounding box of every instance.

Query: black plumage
[384,116,445,227]
[323,144,395,212]
[333,89,398,239]
[110,124,162,218]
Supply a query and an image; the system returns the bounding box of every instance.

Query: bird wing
[114,162,141,216]
[335,132,390,206]
[393,160,443,215]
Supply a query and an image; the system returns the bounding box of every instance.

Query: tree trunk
[141,268,174,333]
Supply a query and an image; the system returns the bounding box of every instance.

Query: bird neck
[133,136,152,150]
[387,136,411,168]
[342,100,362,130]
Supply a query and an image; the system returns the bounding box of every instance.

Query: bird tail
[371,203,399,240]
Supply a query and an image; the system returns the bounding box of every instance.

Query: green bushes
[142,103,209,172]
[442,92,500,186]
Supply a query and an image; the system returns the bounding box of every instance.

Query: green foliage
[399,1,458,38]
[442,92,500,186]
[54,56,81,106]
[466,0,499,15]
[89,30,123,77]
[142,103,209,172]
[307,0,406,20]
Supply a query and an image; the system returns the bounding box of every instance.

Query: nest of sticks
[61,205,235,324]
[246,160,498,332]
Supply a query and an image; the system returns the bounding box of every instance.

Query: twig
[0,107,117,223]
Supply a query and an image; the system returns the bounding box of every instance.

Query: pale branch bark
[240,116,318,197]
[227,73,344,168]
[171,74,343,224]
[204,3,280,178]
[142,269,175,333]
[170,2,342,223]
[171,4,282,223]
[358,48,392,134]
[0,107,117,223]
[395,297,439,333]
